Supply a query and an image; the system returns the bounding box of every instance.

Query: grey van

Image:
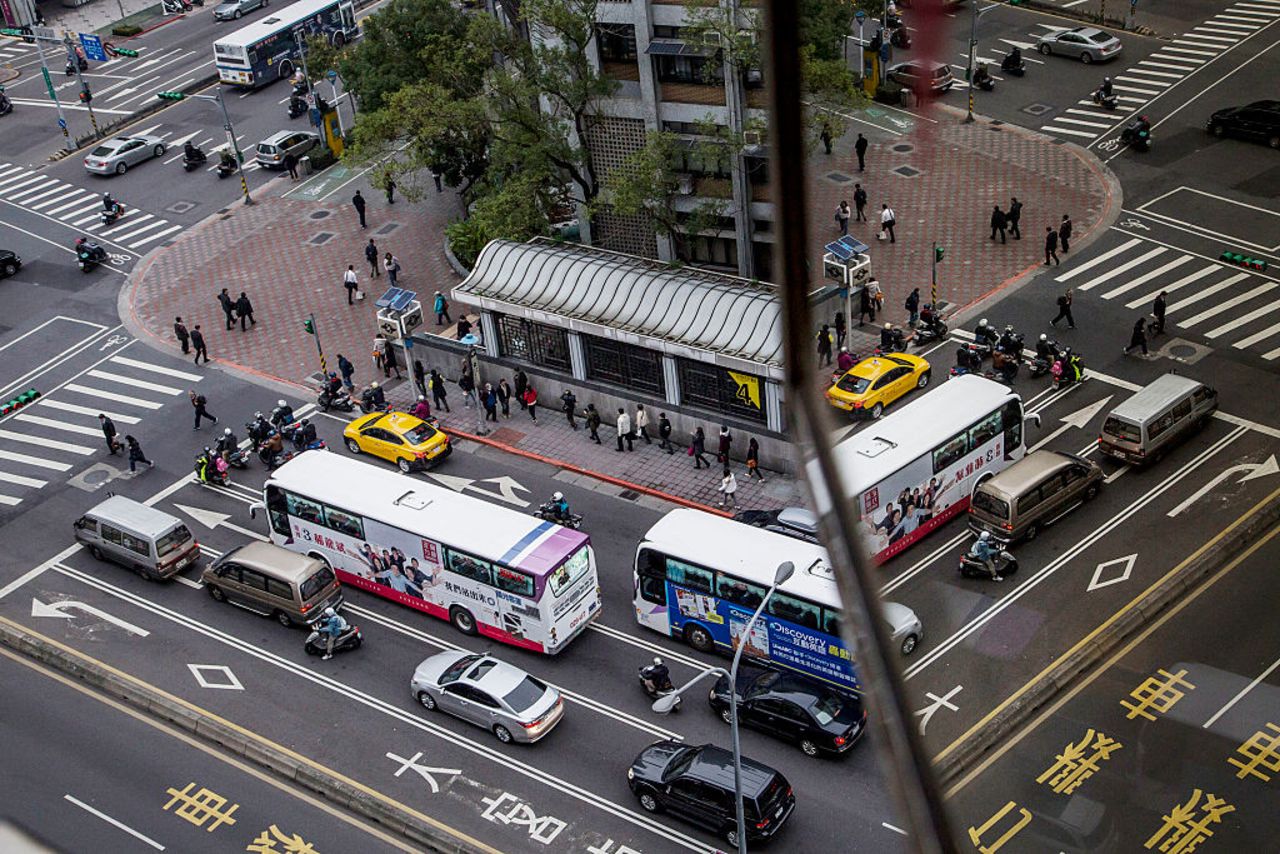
[74,495,200,580]
[1098,374,1217,465]
[255,130,319,169]
[202,541,342,627]
[969,450,1103,544]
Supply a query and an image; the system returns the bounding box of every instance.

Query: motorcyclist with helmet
[642,656,673,694]
[270,399,295,428]
[215,426,238,459]
[316,606,349,660]
[969,531,1001,581]
[547,491,571,523]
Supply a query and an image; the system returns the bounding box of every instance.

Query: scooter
[317,385,355,413]
[76,241,107,273]
[1091,88,1118,110]
[1121,116,1152,152]
[1000,55,1027,78]
[182,149,207,172]
[65,55,88,76]
[972,69,995,92]
[890,24,911,49]
[959,549,1018,580]
[287,95,307,120]
[913,316,948,346]
[219,446,251,469]
[304,624,363,656]
[533,502,583,530]
[101,203,124,226]
[638,662,681,712]
[875,328,908,355]
[0,91,12,116]
[281,420,326,453]
[216,159,236,179]
[194,451,229,487]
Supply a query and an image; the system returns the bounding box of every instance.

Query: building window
[687,235,737,268]
[654,55,723,85]
[678,358,765,422]
[495,314,571,372]
[596,24,637,63]
[583,334,665,396]
[653,25,683,39]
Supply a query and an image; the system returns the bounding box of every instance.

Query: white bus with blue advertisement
[633,508,858,693]
[257,451,601,654]
[213,0,357,88]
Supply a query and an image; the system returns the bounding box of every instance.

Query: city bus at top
[213,0,358,89]
[254,451,601,654]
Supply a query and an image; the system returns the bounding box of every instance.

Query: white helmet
[323,607,336,618]
[552,491,564,501]
[371,381,379,388]
[979,318,989,328]
[653,656,664,666]
[277,399,287,407]
[1039,333,1048,342]
[418,395,426,401]
[979,531,991,541]
[223,427,233,436]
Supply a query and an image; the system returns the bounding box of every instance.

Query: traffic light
[79,84,92,104]
[156,91,185,101]
[302,318,315,335]
[1,388,40,415]
[1221,251,1268,273]
[935,246,945,262]
[108,45,139,57]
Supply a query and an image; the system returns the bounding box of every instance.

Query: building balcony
[659,80,726,106]
[694,176,733,198]
[750,181,771,203]
[745,87,768,108]
[602,60,640,82]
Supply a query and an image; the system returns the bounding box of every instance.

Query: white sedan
[84,135,167,176]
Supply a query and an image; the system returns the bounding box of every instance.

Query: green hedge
[112,24,142,36]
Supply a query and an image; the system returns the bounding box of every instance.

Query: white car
[411,651,564,744]
[84,135,167,176]
[883,601,923,655]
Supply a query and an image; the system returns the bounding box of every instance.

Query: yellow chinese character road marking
[1035,728,1123,795]
[1228,722,1280,782]
[967,801,1032,854]
[246,824,320,853]
[162,782,239,832]
[1122,668,1195,721]
[1144,789,1234,854]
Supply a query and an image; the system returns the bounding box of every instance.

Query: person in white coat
[616,408,634,452]
[719,467,738,509]
[635,404,652,444]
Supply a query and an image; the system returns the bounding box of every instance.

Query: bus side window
[768,592,821,630]
[666,559,713,594]
[823,609,842,637]
[286,493,325,526]
[968,411,1002,448]
[717,576,766,610]
[636,548,668,606]
[265,486,291,537]
[1002,400,1023,456]
[932,431,969,473]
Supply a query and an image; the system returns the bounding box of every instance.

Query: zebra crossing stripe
[1042,126,1097,138]
[0,175,48,194]
[109,220,173,244]
[129,225,183,248]
[63,384,164,409]
[1056,238,1143,282]
[37,399,141,424]
[1123,264,1221,309]
[1166,272,1251,313]
[110,356,202,382]
[1101,255,1195,299]
[0,430,95,455]
[1207,303,1280,340]
[0,494,20,507]
[1076,247,1167,291]
[1232,320,1280,349]
[86,369,183,395]
[0,449,71,472]
[13,413,104,437]
[99,212,154,237]
[0,471,46,489]
[31,189,90,211]
[9,180,65,203]
[1179,283,1277,328]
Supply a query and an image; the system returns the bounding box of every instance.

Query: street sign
[326,69,337,82]
[41,66,55,100]
[78,33,106,62]
[304,91,316,108]
[57,118,66,129]
[32,25,56,41]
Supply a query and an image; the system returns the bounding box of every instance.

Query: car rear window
[810,693,843,726]
[405,423,438,445]
[90,146,113,156]
[970,489,1010,521]
[933,66,948,78]
[503,675,548,712]
[156,525,193,557]
[750,775,787,819]
[1103,416,1141,442]
[837,375,871,394]
[1086,32,1109,43]
[257,143,278,154]
[300,565,335,600]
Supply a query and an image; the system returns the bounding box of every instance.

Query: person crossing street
[99,414,120,454]
[1044,225,1060,266]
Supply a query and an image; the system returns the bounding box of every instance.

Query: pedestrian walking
[1007,197,1023,240]
[235,292,255,329]
[691,427,710,469]
[385,177,396,204]
[99,414,120,455]
[867,277,883,322]
[820,122,833,154]
[853,183,868,222]
[879,204,896,243]
[718,468,739,509]
[191,325,209,364]
[834,311,847,349]
[365,238,380,277]
[905,287,920,327]
[483,383,498,421]
[745,437,765,482]
[616,408,634,452]
[338,353,355,392]
[497,379,512,417]
[382,338,402,379]
[458,371,476,407]
[1124,316,1148,355]
[344,265,360,305]
[1059,214,1073,253]
[284,152,299,181]
[431,166,443,193]
[990,205,1007,244]
[413,359,427,399]
[522,385,538,421]
[1153,291,1167,335]
[514,370,529,410]
[658,413,674,454]
[432,291,453,326]
[561,389,578,429]
[218,287,236,330]
[1044,225,1060,266]
[859,284,875,326]
[717,425,733,464]
[190,389,216,430]
[125,435,154,472]
[1050,289,1076,329]
[384,253,401,287]
[173,317,190,354]
[584,403,602,443]
[635,404,652,444]
[817,324,833,366]
[430,369,450,412]
[835,201,851,236]
[855,133,869,171]
[352,189,367,228]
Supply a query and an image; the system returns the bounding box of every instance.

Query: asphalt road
[0,647,409,853]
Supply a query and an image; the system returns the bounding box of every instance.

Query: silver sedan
[411,651,564,744]
[883,600,923,655]
[1036,26,1122,64]
[83,135,167,176]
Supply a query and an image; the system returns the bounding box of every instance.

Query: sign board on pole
[57,117,66,129]
[41,66,55,100]
[326,69,337,82]
[78,32,106,62]
[32,25,56,41]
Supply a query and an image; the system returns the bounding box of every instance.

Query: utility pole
[63,33,99,138]
[303,313,327,376]
[2,27,72,143]
[965,1,997,123]
[156,86,253,205]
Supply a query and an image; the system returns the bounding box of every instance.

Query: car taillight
[300,603,311,613]
[852,401,863,408]
[756,818,771,829]
[415,451,428,459]
[1003,523,1013,531]
[834,735,846,747]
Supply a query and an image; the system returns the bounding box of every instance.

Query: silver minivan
[1098,374,1217,465]
[74,495,200,580]
[969,450,1103,544]
[255,130,319,169]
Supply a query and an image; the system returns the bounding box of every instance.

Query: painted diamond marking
[188,664,243,690]
[825,171,854,184]
[1088,554,1137,592]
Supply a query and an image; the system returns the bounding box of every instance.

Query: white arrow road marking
[387,751,462,794]
[31,596,150,636]
[1028,396,1113,453]
[424,473,531,506]
[424,472,473,492]
[478,475,531,507]
[1167,455,1280,517]
[172,503,266,540]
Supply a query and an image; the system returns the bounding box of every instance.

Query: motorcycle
[287,96,307,120]
[0,91,12,116]
[218,445,251,469]
[304,624,363,656]
[913,316,949,346]
[359,389,389,414]
[76,242,107,273]
[317,385,355,413]
[1051,354,1086,390]
[1121,117,1152,152]
[65,55,88,76]
[216,159,236,179]
[281,420,325,453]
[959,548,1018,580]
[972,68,995,92]
[1000,55,1027,78]
[890,24,911,49]
[182,149,207,172]
[1091,88,1118,110]
[194,451,229,487]
[638,662,681,712]
[101,202,124,226]
[533,502,583,530]
[875,328,908,355]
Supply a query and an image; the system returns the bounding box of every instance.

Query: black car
[732,506,820,544]
[1208,100,1280,149]
[628,741,795,848]
[709,664,866,757]
[0,250,20,278]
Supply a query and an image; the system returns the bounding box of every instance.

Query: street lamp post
[459,333,488,436]
[966,1,997,123]
[654,560,796,854]
[155,86,252,205]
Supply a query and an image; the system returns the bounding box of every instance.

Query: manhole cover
[166,201,197,215]
[375,222,401,236]
[1022,103,1054,117]
[825,171,854,184]
[308,210,332,220]
[891,143,914,153]
[309,232,334,245]
[1157,338,1210,364]
[892,165,922,178]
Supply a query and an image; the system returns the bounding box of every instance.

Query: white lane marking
[109,356,203,382]
[1231,318,1280,348]
[1052,117,1112,129]
[0,469,47,488]
[37,399,141,424]
[0,430,95,455]
[1056,238,1143,282]
[0,449,72,471]
[63,383,164,409]
[1041,126,1097,139]
[85,370,183,396]
[1124,264,1222,309]
[1066,108,1121,120]
[106,219,174,244]
[1100,254,1195,299]
[1162,45,1218,57]
[99,212,155,237]
[1075,247,1168,291]
[1180,283,1277,328]
[1137,59,1201,70]
[1206,302,1280,340]
[0,492,20,505]
[1166,272,1251,313]
[1203,653,1280,729]
[7,178,64,202]
[12,182,73,206]
[129,225,183,248]
[63,795,165,851]
[12,413,104,436]
[31,189,90,212]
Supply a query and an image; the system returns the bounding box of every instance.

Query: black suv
[628,741,795,848]
[0,250,20,278]
[1208,100,1280,149]
[709,664,866,757]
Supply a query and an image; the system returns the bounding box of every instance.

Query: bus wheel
[450,606,478,636]
[279,61,294,81]
[685,623,714,653]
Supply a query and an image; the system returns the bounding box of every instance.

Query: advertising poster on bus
[726,607,858,691]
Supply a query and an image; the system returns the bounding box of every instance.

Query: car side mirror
[249,501,264,520]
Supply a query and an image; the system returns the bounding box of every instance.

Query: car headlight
[627,767,634,781]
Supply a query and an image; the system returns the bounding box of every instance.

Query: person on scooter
[270,399,295,428]
[1068,350,1084,384]
[215,427,238,459]
[362,382,386,412]
[261,429,285,467]
[880,323,902,352]
[1099,77,1113,98]
[0,87,12,114]
[969,531,1002,581]
[1036,333,1057,363]
[102,192,119,214]
[411,395,432,421]
[975,318,999,349]
[316,606,349,660]
[247,411,271,445]
[836,346,856,372]
[547,491,571,523]
[1001,47,1023,73]
[642,657,673,694]
[955,343,976,373]
[292,417,317,450]
[75,236,106,260]
[973,62,993,90]
[183,141,205,163]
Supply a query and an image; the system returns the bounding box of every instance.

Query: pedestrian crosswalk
[0,354,202,508]
[1055,238,1280,359]
[1037,0,1280,144]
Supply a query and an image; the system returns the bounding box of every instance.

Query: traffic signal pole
[2,28,72,143]
[156,86,253,205]
[63,34,100,138]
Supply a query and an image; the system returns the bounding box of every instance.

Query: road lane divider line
[1203,650,1280,729]
[878,532,969,597]
[63,794,166,851]
[588,620,714,672]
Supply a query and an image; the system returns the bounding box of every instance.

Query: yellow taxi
[825,353,931,419]
[343,411,451,472]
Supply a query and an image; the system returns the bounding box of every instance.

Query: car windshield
[503,675,549,712]
[439,653,483,685]
[810,693,843,726]
[837,374,871,394]
[745,669,781,696]
[405,423,438,445]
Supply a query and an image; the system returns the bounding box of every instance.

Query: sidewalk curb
[0,616,496,854]
[933,484,1280,785]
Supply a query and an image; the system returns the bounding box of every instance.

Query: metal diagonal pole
[36,38,71,144]
[762,1,957,851]
[213,86,252,205]
[64,34,99,138]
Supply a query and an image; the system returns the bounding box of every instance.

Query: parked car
[886,60,955,94]
[628,741,795,848]
[732,507,820,544]
[213,0,267,20]
[83,134,167,175]
[0,249,20,278]
[708,663,867,757]
[1036,26,1122,63]
[411,651,564,744]
[255,130,319,169]
[883,600,923,655]
[1207,100,1280,149]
